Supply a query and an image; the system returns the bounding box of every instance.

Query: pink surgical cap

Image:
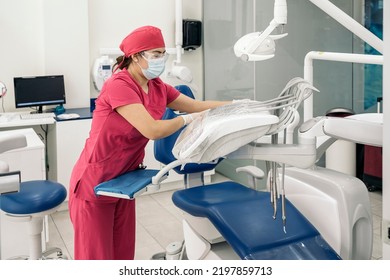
[119,25,165,57]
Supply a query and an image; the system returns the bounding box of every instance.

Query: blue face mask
[138,56,166,80]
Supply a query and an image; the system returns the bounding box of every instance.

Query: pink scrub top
[69,69,180,203]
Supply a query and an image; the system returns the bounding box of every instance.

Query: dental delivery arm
[227,135,317,169]
[227,113,383,167]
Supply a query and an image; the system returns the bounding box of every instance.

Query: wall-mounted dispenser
[182,19,202,51]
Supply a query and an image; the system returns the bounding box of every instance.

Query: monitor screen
[13,75,66,113]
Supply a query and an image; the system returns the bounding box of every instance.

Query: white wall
[0,0,203,113]
[43,0,90,108]
[88,0,203,99]
[0,0,45,111]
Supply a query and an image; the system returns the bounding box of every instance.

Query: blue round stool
[0,180,67,260]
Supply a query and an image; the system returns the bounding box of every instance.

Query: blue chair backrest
[174,84,195,99]
[154,85,220,174]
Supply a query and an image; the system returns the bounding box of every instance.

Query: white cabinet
[0,128,46,259]
[47,118,92,201]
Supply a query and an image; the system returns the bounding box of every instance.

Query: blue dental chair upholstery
[172,183,340,260]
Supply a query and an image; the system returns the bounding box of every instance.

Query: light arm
[309,0,383,54]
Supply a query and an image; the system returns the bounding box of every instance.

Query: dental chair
[152,82,342,260]
[0,133,67,260]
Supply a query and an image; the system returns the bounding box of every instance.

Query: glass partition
[204,0,359,116]
[203,0,363,187]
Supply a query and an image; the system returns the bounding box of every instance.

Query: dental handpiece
[272,162,278,219]
[268,161,274,205]
[281,131,287,233]
[281,164,287,233]
[269,175,277,219]
[281,193,286,233]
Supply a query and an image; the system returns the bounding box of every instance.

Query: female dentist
[68,25,230,260]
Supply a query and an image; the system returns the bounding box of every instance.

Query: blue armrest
[94,169,160,199]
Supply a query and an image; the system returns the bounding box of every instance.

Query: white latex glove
[180,111,207,126]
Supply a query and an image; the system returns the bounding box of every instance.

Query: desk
[0,112,55,128]
[0,108,92,129]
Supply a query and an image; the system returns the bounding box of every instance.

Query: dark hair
[113,55,132,72]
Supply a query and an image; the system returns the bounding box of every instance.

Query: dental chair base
[181,219,240,260]
[173,182,340,260]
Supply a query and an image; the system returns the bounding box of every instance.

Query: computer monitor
[13,75,66,113]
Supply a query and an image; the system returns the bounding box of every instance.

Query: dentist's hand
[180,110,208,126]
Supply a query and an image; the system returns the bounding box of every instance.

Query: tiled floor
[47,174,384,260]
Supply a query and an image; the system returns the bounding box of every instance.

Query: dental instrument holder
[263,107,300,232]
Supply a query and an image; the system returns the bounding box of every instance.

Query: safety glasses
[141,51,169,61]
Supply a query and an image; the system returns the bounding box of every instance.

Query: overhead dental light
[234,0,288,61]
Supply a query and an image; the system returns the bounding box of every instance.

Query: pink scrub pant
[69,195,136,260]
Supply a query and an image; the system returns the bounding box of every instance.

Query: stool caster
[367,184,377,192]
[7,255,29,260]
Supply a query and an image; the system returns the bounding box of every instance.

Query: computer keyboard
[19,112,56,120]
